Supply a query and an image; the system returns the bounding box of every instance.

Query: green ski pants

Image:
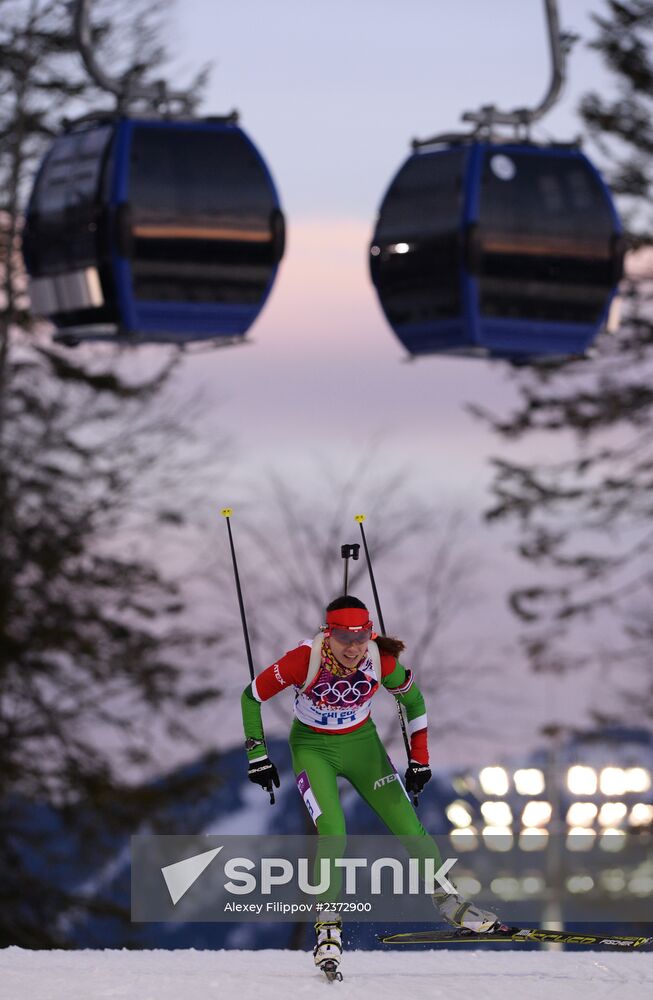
[289,717,443,904]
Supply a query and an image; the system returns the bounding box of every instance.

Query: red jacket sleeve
[251,644,311,702]
[380,652,397,678]
[380,652,429,765]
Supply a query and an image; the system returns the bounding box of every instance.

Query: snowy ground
[1,948,653,1000]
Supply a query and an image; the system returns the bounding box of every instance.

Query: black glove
[248,756,280,790]
[405,760,431,795]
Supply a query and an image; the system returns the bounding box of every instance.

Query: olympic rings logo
[310,678,374,706]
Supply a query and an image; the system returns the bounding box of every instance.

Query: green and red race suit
[241,637,440,858]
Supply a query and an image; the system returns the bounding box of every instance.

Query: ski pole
[355,514,387,634]
[221,508,275,806]
[340,543,360,595]
[355,514,418,807]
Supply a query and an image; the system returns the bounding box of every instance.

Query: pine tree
[474,1,653,715]
[0,0,223,946]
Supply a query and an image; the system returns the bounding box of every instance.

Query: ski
[379,925,653,950]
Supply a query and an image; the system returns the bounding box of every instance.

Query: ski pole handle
[340,542,360,595]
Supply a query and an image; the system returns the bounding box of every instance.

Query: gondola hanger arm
[462,0,566,130]
[73,0,194,113]
[413,0,569,148]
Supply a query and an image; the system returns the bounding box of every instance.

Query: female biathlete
[241,595,498,978]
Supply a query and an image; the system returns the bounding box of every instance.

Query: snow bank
[1,946,652,1000]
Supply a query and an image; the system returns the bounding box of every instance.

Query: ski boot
[314,911,343,981]
[433,885,500,933]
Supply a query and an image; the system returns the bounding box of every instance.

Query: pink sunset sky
[164,0,612,493]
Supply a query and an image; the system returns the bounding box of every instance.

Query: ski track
[1,948,653,1000]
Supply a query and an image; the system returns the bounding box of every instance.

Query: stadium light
[598,802,627,828]
[625,767,651,794]
[600,869,626,893]
[599,828,627,852]
[600,767,628,796]
[629,802,653,827]
[521,800,552,828]
[513,768,545,796]
[566,826,596,851]
[456,876,482,897]
[628,872,653,896]
[449,827,479,851]
[446,800,474,829]
[490,877,521,900]
[481,801,513,826]
[567,875,594,894]
[479,766,509,796]
[566,802,598,828]
[518,828,549,851]
[522,875,545,894]
[482,825,514,851]
[567,765,597,795]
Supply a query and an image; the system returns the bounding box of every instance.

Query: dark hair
[326,595,367,613]
[325,595,405,658]
[375,635,406,657]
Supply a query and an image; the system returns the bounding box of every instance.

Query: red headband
[325,607,373,630]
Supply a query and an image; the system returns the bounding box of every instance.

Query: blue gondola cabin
[369,142,623,362]
[22,118,285,345]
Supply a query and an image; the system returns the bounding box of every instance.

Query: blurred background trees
[0,3,487,946]
[0,0,224,946]
[475,1,653,719]
[4,0,643,951]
